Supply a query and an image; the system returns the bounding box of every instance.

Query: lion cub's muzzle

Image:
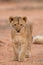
[16,28,21,33]
[17,29,20,32]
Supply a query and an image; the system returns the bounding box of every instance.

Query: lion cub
[9,16,32,61]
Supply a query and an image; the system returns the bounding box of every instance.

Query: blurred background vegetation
[0,0,43,2]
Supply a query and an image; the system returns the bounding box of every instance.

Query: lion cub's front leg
[13,42,18,61]
[19,41,27,61]
[13,39,27,62]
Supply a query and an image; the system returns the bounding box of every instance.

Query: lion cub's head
[9,16,27,33]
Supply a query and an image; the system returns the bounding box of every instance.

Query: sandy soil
[0,2,43,65]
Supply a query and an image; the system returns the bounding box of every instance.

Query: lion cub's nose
[17,30,20,32]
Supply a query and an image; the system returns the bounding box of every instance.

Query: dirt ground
[0,2,43,65]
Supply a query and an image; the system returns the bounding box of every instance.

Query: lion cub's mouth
[17,30,20,33]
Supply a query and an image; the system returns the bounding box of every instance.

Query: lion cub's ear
[23,17,27,22]
[9,17,13,23]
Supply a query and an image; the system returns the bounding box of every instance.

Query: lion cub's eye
[12,24,16,27]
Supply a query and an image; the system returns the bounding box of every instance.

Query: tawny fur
[9,16,32,61]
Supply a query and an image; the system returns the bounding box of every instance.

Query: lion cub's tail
[33,36,43,44]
